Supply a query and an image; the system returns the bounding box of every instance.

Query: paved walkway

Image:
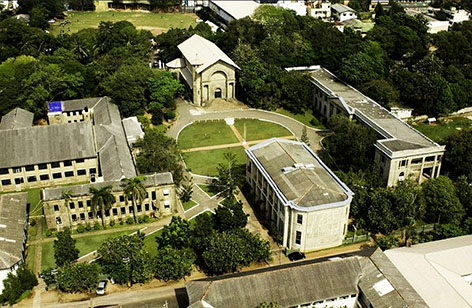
[168,101,324,153]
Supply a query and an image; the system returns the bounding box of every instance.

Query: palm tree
[89,186,115,227]
[122,177,147,223]
[61,190,73,228]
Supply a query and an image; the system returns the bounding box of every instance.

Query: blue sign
[48,101,63,113]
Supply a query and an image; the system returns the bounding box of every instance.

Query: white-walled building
[309,0,332,21]
[332,3,357,22]
[246,138,353,253]
[276,0,307,16]
[0,0,18,10]
[445,8,470,24]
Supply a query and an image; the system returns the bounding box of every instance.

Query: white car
[96,280,108,295]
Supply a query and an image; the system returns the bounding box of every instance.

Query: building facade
[42,173,176,230]
[246,138,353,253]
[166,34,239,106]
[307,66,445,186]
[332,3,357,21]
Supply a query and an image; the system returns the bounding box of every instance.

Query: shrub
[142,215,150,223]
[109,219,115,227]
[309,118,321,127]
[45,229,52,237]
[76,225,85,233]
[138,216,144,224]
[126,217,134,225]
[85,224,92,232]
[29,219,36,227]
[165,109,176,120]
[119,219,124,225]
[375,235,399,250]
[93,222,101,231]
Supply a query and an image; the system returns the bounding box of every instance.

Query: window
[145,204,150,211]
[400,160,407,168]
[63,160,72,167]
[399,172,405,181]
[71,214,77,222]
[80,213,85,220]
[295,231,302,245]
[25,165,35,171]
[77,169,86,176]
[78,201,83,208]
[411,158,422,165]
[14,168,21,173]
[1,179,11,186]
[129,206,133,213]
[69,202,75,210]
[15,178,24,184]
[119,195,125,202]
[0,168,8,175]
[121,207,126,215]
[40,174,49,181]
[65,171,74,178]
[88,212,94,219]
[146,192,149,199]
[297,214,303,224]
[76,158,85,163]
[112,208,118,216]
[425,156,435,162]
[54,205,59,212]
[137,204,142,212]
[105,209,110,217]
[164,200,170,209]
[152,191,156,201]
[437,155,442,161]
[86,200,90,207]
[89,168,97,175]
[56,217,62,225]
[38,163,47,170]
[52,173,62,179]
[27,176,37,182]
[163,189,170,196]
[51,162,60,168]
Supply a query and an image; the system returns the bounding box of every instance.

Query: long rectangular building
[307,66,445,186]
[246,138,353,252]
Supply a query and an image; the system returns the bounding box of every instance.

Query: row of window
[0,168,94,186]
[54,199,171,213]
[0,159,89,175]
[398,155,442,169]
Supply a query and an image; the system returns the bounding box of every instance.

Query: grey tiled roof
[0,193,28,270]
[248,139,351,208]
[122,117,144,145]
[0,108,34,131]
[60,97,104,112]
[92,99,137,181]
[0,122,96,169]
[186,257,362,308]
[42,172,173,201]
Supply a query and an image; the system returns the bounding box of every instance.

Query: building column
[283,206,290,248]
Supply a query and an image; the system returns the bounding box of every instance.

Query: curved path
[167,102,325,152]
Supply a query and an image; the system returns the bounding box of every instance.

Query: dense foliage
[54,228,79,267]
[56,263,101,293]
[0,266,38,305]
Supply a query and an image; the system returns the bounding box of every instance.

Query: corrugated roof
[332,3,356,13]
[178,34,240,74]
[122,116,144,145]
[0,193,27,270]
[0,122,96,169]
[42,172,173,201]
[210,0,260,20]
[248,139,351,208]
[187,257,362,308]
[59,97,104,112]
[0,108,33,131]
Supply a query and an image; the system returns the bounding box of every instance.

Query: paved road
[167,102,324,153]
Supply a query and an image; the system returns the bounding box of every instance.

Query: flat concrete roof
[247,138,352,209]
[310,68,441,154]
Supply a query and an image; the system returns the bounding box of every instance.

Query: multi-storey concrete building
[166,34,239,106]
[306,66,445,186]
[246,138,353,253]
[0,97,138,193]
[42,173,176,230]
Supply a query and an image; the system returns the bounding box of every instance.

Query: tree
[213,152,240,198]
[54,228,79,267]
[456,175,472,217]
[191,212,215,253]
[135,129,183,184]
[122,176,147,223]
[68,0,95,10]
[214,198,248,232]
[1,266,37,305]
[300,126,310,145]
[56,263,101,293]
[179,175,193,203]
[147,70,183,124]
[98,232,152,285]
[89,186,115,227]
[156,216,191,249]
[367,188,398,234]
[422,176,465,224]
[444,129,472,178]
[374,3,385,20]
[61,190,73,228]
[153,247,195,281]
[30,6,50,30]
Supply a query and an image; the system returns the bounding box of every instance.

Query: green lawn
[234,119,292,141]
[26,245,35,271]
[197,184,216,197]
[50,11,197,35]
[28,188,42,216]
[41,229,137,270]
[413,117,472,142]
[178,120,239,149]
[183,147,246,176]
[276,108,325,129]
[182,200,197,211]
[143,229,163,257]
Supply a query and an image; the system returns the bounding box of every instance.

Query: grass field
[41,229,137,270]
[28,189,42,216]
[413,117,472,142]
[183,147,246,176]
[178,120,239,149]
[50,11,197,35]
[26,245,35,271]
[276,108,325,129]
[182,200,197,211]
[143,229,164,257]
[234,119,292,141]
[197,184,216,197]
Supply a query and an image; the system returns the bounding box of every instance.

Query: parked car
[288,251,306,261]
[96,280,108,295]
